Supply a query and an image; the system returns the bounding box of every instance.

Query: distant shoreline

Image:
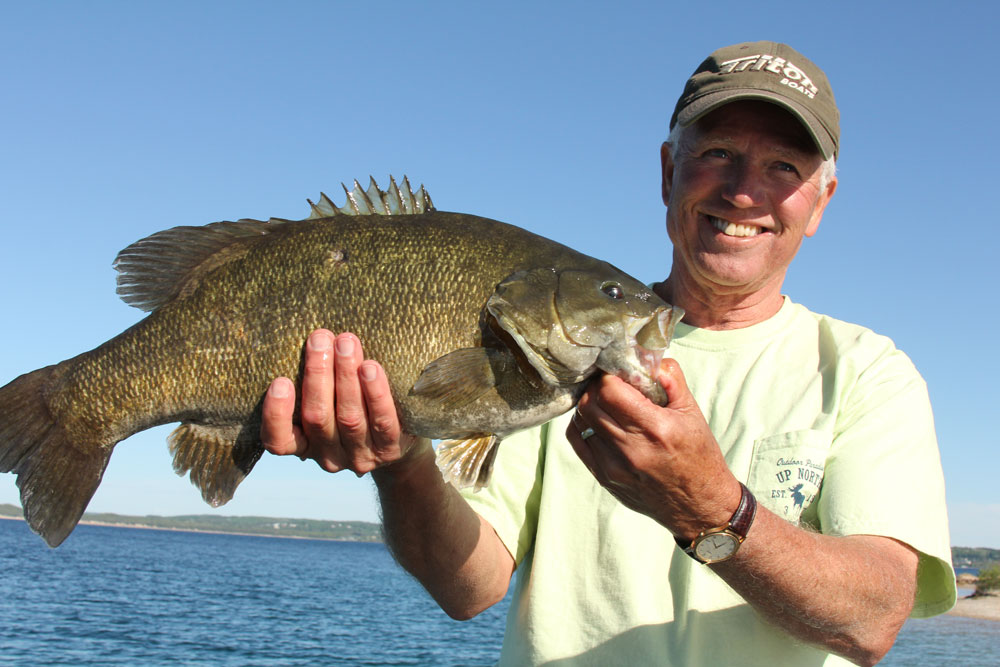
[0,508,382,543]
[4,513,998,622]
[949,591,1000,622]
[76,517,377,543]
[1,514,362,542]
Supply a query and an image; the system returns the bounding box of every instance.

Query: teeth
[710,216,762,237]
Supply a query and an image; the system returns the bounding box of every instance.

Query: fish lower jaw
[709,216,763,238]
[612,368,667,405]
[611,345,668,406]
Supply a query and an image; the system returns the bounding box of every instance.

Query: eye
[775,161,800,176]
[601,282,624,300]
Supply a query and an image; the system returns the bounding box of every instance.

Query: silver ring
[580,427,596,440]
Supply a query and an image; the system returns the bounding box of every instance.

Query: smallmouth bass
[0,177,683,546]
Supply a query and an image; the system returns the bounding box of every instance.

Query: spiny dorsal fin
[306,175,434,219]
[114,219,272,312]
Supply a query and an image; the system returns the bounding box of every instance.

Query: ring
[580,427,596,440]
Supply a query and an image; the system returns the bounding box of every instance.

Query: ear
[805,176,837,238]
[660,142,675,206]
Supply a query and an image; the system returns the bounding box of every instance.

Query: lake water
[1,520,996,665]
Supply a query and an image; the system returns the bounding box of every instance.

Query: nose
[722,161,765,209]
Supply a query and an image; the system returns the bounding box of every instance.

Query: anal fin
[168,422,263,507]
[435,435,500,491]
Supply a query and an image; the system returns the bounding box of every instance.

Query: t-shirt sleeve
[818,338,956,618]
[459,421,548,566]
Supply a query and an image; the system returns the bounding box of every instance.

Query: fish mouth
[610,305,684,405]
[608,342,667,405]
[707,214,768,238]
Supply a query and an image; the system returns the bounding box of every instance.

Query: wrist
[675,482,757,565]
[371,438,436,489]
[674,477,744,542]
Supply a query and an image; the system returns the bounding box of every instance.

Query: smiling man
[261,42,956,666]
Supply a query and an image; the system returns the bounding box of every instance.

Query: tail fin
[0,366,113,547]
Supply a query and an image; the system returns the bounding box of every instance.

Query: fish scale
[0,177,683,547]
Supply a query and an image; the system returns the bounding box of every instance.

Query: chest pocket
[747,430,832,526]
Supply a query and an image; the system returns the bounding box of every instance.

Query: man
[260,42,955,666]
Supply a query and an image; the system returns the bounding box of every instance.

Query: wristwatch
[675,482,757,564]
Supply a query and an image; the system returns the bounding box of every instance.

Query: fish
[0,176,684,547]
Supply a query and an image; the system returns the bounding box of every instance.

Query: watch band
[674,482,757,557]
[727,482,757,538]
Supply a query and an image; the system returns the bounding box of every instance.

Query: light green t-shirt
[462,298,955,666]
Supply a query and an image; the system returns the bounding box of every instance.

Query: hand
[567,358,741,539]
[261,329,421,474]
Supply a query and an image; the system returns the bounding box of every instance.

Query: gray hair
[665,123,837,191]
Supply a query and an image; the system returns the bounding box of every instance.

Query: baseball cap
[669,41,839,160]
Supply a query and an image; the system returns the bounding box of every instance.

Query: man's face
[661,100,836,300]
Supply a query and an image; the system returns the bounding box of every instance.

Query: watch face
[693,532,740,563]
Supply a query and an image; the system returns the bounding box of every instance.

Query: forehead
[686,101,819,156]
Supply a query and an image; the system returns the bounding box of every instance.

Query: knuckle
[649,423,673,446]
[318,458,344,474]
[350,453,377,475]
[304,359,330,376]
[263,435,291,455]
[337,410,367,434]
[300,403,331,429]
[369,414,398,439]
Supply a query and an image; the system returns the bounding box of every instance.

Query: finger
[576,387,643,481]
[567,409,628,491]
[567,410,600,477]
[568,413,648,512]
[261,377,308,457]
[333,333,377,472]
[657,358,696,411]
[300,330,338,442]
[358,360,405,461]
[576,379,626,440]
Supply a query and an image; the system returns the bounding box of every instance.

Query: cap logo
[718,54,819,100]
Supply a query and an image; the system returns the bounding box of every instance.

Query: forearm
[260,332,514,619]
[713,507,918,666]
[372,439,514,620]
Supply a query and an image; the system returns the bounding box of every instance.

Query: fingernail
[360,362,377,382]
[269,378,290,398]
[308,331,332,351]
[336,336,354,356]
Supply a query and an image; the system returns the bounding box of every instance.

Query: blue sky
[2,1,997,548]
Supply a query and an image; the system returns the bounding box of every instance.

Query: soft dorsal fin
[114,219,273,312]
[114,176,434,312]
[307,175,434,218]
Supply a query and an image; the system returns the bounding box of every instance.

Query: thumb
[657,358,697,411]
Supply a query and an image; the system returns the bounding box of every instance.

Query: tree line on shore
[0,503,381,541]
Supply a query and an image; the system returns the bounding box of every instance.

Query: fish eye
[601,282,624,300]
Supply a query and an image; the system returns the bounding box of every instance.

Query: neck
[655,273,786,331]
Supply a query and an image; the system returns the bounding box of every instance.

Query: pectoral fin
[435,435,500,491]
[411,347,506,409]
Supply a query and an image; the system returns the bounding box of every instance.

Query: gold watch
[675,482,757,564]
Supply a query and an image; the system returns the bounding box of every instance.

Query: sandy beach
[948,592,1000,622]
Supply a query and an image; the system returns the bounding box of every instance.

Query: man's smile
[707,215,767,238]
